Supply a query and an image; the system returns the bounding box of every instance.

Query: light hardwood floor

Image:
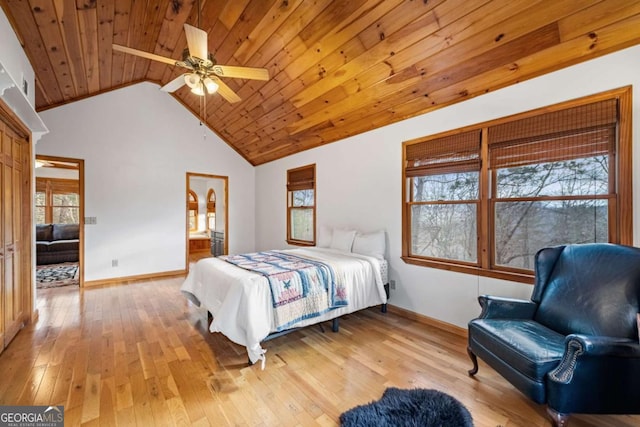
[1,276,638,426]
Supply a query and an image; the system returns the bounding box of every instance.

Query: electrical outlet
[389,279,396,290]
[85,216,97,225]
[112,259,118,267]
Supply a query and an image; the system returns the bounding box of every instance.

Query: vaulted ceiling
[2,0,640,165]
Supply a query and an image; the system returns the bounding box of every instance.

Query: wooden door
[0,114,29,352]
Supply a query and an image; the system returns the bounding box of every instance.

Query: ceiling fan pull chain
[203,91,207,141]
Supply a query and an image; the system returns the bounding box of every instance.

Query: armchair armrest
[549,334,640,384]
[572,335,640,357]
[477,295,537,319]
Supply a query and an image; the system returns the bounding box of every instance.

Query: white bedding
[180,247,387,367]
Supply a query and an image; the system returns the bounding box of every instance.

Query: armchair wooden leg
[546,407,570,427]
[467,347,479,376]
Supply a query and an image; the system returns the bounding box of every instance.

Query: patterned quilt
[219,251,347,331]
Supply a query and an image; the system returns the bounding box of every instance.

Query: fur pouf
[340,387,474,427]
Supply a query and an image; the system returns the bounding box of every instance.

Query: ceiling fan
[112,24,269,103]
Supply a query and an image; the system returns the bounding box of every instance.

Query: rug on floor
[340,387,474,427]
[36,262,79,288]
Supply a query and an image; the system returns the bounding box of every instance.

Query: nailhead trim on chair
[549,340,584,383]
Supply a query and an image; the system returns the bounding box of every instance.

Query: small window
[207,188,216,231]
[188,190,198,232]
[287,164,315,245]
[35,190,46,224]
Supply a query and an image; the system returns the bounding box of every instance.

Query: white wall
[35,166,79,180]
[37,82,255,281]
[255,44,640,329]
[0,10,35,107]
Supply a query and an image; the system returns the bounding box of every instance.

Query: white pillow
[317,225,332,248]
[330,229,357,252]
[352,230,386,260]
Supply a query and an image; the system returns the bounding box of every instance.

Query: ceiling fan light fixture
[191,83,205,96]
[203,77,219,94]
[184,72,200,89]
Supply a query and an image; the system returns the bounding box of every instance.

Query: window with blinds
[402,87,631,283]
[489,99,617,271]
[405,130,481,263]
[287,164,316,245]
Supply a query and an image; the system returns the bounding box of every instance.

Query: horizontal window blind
[35,177,79,194]
[405,130,481,177]
[287,164,315,191]
[488,99,617,169]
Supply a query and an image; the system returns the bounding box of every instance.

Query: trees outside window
[35,178,79,224]
[492,156,609,270]
[287,164,315,245]
[402,88,631,283]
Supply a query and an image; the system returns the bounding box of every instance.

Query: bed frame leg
[381,283,389,313]
[332,318,339,332]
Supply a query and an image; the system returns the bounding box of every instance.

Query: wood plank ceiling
[2,0,640,165]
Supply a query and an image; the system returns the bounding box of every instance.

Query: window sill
[401,256,534,285]
[286,239,315,247]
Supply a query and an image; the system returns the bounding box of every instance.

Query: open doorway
[186,172,228,269]
[34,155,84,289]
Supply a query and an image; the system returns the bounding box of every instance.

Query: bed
[181,243,388,368]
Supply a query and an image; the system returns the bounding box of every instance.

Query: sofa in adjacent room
[36,223,80,265]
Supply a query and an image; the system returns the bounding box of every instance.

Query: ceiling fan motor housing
[181,48,215,69]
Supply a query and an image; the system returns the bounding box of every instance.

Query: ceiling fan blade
[160,74,187,93]
[112,44,177,66]
[184,24,209,61]
[213,78,241,103]
[212,65,269,81]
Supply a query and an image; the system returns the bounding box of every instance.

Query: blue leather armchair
[467,243,640,426]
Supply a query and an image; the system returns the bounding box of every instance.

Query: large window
[35,178,79,224]
[287,164,315,245]
[402,88,632,283]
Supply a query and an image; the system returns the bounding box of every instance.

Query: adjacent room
[1,1,640,426]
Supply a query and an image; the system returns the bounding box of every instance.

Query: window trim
[401,86,632,284]
[286,164,316,246]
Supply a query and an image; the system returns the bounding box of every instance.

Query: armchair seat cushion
[470,319,565,380]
